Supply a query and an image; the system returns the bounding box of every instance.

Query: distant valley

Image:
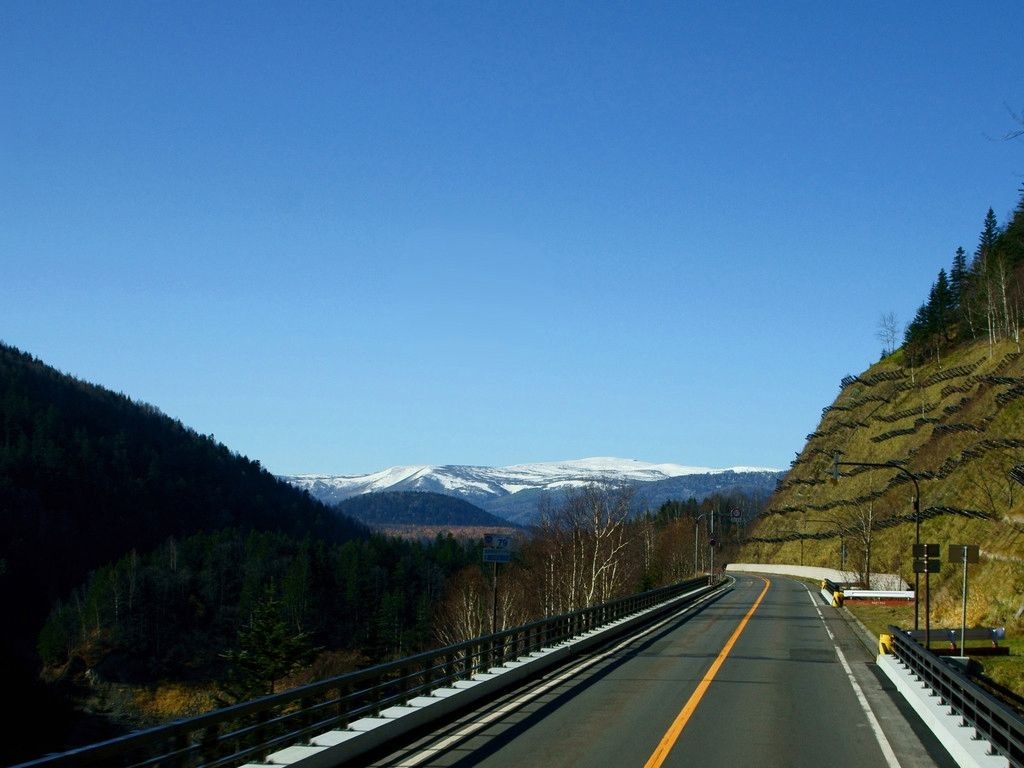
[283,458,785,524]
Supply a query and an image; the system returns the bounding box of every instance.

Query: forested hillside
[0,342,769,764]
[38,529,479,696]
[334,490,513,528]
[0,343,368,761]
[0,342,365,650]
[743,187,1024,628]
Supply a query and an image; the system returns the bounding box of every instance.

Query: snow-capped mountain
[283,457,784,524]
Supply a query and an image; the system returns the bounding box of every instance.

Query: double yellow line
[643,578,771,768]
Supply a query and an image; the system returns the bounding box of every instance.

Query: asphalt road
[368,575,956,768]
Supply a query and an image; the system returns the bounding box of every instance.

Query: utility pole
[694,511,709,577]
[709,510,716,582]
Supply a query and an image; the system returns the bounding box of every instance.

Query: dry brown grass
[744,338,1024,633]
[129,683,219,723]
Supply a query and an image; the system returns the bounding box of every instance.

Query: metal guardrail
[16,576,715,768]
[887,625,1024,766]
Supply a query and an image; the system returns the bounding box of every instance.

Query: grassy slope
[742,338,1024,632]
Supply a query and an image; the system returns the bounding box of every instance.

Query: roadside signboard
[483,548,511,563]
[949,544,979,563]
[912,543,942,646]
[484,534,511,549]
[913,542,942,573]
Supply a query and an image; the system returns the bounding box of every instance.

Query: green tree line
[39,489,758,703]
[0,342,367,762]
[903,186,1024,362]
[37,529,479,690]
[0,342,366,664]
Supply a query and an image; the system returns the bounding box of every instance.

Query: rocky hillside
[742,338,1024,629]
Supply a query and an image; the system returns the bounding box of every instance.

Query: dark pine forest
[0,343,479,762]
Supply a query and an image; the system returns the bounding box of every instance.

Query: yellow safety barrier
[832,590,843,607]
[879,633,893,655]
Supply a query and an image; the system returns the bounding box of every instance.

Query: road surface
[367,575,955,768]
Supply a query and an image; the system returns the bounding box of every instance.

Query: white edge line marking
[805,587,902,768]
[389,584,731,767]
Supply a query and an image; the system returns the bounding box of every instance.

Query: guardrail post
[198,724,219,765]
[171,730,189,768]
[337,681,350,729]
[253,709,270,763]
[400,664,410,697]
[300,693,314,736]
[443,650,454,684]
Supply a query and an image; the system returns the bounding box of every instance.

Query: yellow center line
[643,577,771,768]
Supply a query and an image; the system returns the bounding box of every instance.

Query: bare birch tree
[434,565,529,645]
[532,484,634,613]
[876,311,899,356]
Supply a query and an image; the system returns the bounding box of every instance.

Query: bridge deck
[366,576,955,768]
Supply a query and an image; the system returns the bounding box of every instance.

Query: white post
[960,547,969,653]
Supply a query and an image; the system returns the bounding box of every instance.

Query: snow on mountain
[284,457,782,513]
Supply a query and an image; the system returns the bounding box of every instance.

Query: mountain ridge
[283,457,784,523]
[334,490,512,529]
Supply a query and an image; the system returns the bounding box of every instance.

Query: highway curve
[368,576,956,768]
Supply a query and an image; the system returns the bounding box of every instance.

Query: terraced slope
[741,338,1024,627]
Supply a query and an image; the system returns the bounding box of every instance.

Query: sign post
[483,534,512,635]
[949,544,979,654]
[913,544,941,648]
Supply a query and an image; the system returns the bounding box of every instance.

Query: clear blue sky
[2,2,1022,475]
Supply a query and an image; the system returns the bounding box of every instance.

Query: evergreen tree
[975,207,1000,265]
[931,269,953,340]
[220,590,319,701]
[1000,184,1024,267]
[950,246,968,309]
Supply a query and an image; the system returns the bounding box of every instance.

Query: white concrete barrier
[725,563,909,590]
[876,654,1009,767]
[843,589,914,600]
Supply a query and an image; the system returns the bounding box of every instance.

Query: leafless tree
[653,517,695,583]
[434,565,529,645]
[820,502,895,588]
[851,502,876,589]
[532,484,634,613]
[1002,106,1024,141]
[965,448,1024,518]
[876,311,899,356]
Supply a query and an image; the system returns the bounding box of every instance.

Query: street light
[831,451,922,630]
